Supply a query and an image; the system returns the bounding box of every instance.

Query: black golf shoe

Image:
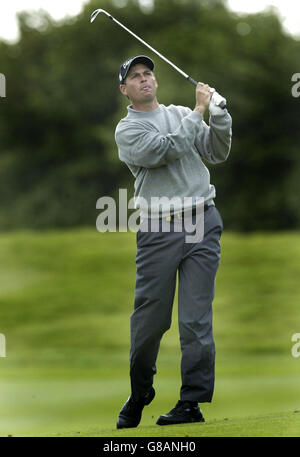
[116,387,155,429]
[156,400,205,426]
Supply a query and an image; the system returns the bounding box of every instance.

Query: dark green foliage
[0,0,299,230]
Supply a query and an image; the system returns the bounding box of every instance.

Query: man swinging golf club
[114,55,232,428]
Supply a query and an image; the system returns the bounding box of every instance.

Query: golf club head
[90,9,111,23]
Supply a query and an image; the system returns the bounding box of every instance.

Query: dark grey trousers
[129,205,223,403]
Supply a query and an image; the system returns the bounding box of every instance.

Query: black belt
[162,204,210,222]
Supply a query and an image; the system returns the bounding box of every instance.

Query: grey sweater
[115,103,232,218]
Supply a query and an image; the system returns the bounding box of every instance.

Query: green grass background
[0,229,300,437]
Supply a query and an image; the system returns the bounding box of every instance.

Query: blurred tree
[0,0,299,230]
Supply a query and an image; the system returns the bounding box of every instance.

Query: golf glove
[209,89,227,115]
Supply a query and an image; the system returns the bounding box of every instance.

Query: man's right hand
[194,82,212,115]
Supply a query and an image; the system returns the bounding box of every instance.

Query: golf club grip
[187,76,227,109]
[187,76,198,86]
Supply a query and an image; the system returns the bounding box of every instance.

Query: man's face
[120,63,158,105]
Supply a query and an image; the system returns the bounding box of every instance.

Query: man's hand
[209,90,227,115]
[194,82,212,115]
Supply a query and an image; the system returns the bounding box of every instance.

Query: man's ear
[119,84,127,96]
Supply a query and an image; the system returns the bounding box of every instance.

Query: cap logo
[123,58,133,69]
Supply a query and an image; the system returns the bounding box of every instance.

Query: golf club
[90,9,227,109]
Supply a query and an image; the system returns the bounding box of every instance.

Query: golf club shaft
[91,9,226,108]
[91,9,197,85]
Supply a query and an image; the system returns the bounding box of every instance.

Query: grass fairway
[52,411,300,437]
[0,229,300,437]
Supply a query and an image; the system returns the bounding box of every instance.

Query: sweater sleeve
[115,111,203,169]
[194,110,232,164]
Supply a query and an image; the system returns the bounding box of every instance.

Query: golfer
[115,55,232,428]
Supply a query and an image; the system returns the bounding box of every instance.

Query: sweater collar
[127,104,163,117]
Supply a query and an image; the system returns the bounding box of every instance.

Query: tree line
[0,0,299,231]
